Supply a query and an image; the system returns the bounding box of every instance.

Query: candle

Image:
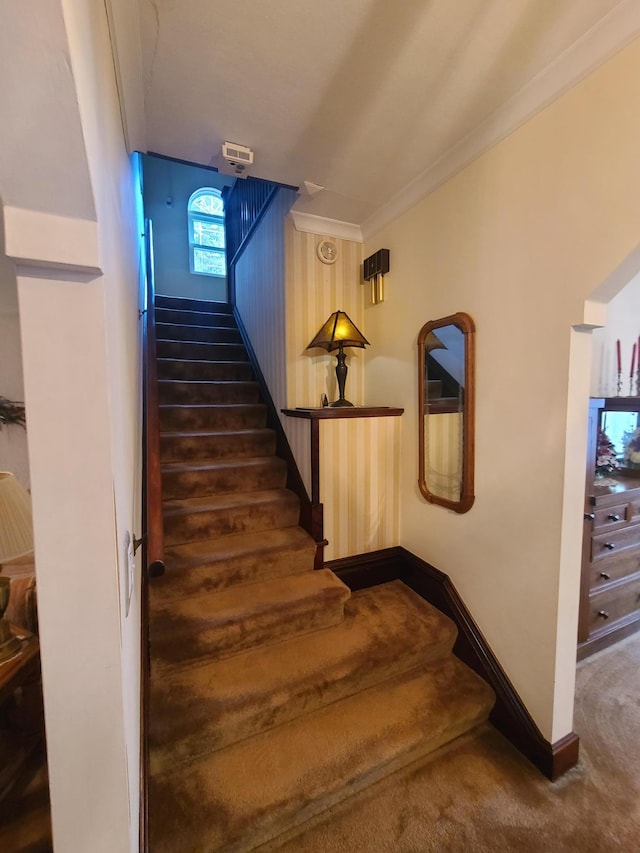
[617,339,622,374]
[632,343,637,378]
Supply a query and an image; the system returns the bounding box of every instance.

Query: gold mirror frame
[418,312,475,513]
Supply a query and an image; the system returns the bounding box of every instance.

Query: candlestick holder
[630,376,635,396]
[617,371,622,396]
[636,366,640,397]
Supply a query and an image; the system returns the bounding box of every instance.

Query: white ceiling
[126,0,640,236]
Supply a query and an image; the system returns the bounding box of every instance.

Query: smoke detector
[221,142,254,175]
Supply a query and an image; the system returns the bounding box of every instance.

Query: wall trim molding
[289,211,363,243]
[3,206,102,276]
[328,546,579,781]
[361,0,640,241]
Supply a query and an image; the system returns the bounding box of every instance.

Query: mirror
[418,312,475,513]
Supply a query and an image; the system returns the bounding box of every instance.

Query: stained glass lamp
[306,311,369,407]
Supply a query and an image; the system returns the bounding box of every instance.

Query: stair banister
[142,219,165,579]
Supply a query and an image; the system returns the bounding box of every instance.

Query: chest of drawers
[578,481,640,658]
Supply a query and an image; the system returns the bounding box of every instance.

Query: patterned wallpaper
[235,196,401,560]
[282,216,401,561]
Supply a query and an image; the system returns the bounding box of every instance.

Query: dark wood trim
[139,556,150,853]
[398,547,578,780]
[142,221,165,579]
[549,732,580,779]
[417,312,475,514]
[139,218,163,853]
[324,545,579,781]
[327,547,405,591]
[282,406,404,420]
[232,309,324,565]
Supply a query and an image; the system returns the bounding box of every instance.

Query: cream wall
[0,214,29,488]
[363,37,640,743]
[1,2,145,851]
[591,270,640,396]
[235,189,298,410]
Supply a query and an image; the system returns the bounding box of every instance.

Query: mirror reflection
[418,313,475,513]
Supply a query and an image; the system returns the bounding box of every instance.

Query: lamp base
[0,618,21,663]
[330,399,354,408]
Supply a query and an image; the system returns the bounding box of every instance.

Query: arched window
[188,188,226,277]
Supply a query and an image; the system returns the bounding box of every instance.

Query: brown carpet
[147,297,495,851]
[267,632,640,852]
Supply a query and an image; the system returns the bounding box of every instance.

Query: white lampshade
[0,471,34,562]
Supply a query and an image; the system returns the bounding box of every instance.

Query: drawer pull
[584,513,595,521]
[599,571,611,581]
[598,610,610,620]
[603,542,616,551]
[607,514,621,522]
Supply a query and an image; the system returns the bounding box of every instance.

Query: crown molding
[361,0,640,241]
[289,211,363,243]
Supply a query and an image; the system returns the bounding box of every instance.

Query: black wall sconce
[363,249,390,304]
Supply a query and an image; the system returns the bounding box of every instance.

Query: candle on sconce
[616,339,622,374]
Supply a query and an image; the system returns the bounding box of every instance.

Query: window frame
[188,188,226,278]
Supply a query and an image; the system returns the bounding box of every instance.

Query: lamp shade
[0,472,34,562]
[306,311,369,352]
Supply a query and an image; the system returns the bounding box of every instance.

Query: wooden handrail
[142,220,165,579]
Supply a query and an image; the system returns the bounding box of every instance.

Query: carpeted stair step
[149,570,350,668]
[150,527,317,601]
[149,582,459,765]
[147,656,495,853]
[159,403,266,432]
[158,379,259,405]
[163,488,300,545]
[160,427,275,463]
[156,339,247,361]
[157,359,253,382]
[155,295,233,314]
[161,456,287,499]
[155,307,237,328]
[156,322,242,344]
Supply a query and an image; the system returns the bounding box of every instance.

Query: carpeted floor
[268,632,640,852]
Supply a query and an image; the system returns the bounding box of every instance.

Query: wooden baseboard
[326,546,579,781]
[327,547,405,591]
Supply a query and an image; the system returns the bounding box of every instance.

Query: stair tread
[150,527,316,600]
[150,570,349,667]
[160,426,272,438]
[149,582,458,762]
[162,526,314,568]
[151,569,347,624]
[162,456,284,473]
[157,356,248,367]
[159,401,261,408]
[163,488,296,516]
[148,656,494,853]
[155,296,232,310]
[158,379,255,386]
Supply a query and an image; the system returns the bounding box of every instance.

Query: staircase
[147,295,495,852]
